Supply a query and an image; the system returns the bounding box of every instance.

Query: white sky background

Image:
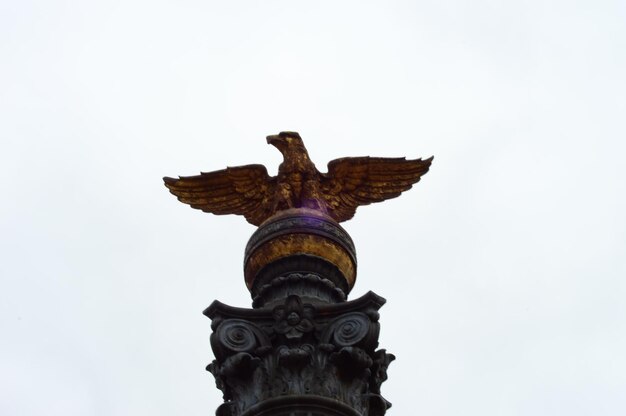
[1,0,625,415]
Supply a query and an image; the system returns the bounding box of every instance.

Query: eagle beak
[266,135,283,145]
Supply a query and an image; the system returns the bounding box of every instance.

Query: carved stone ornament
[205,291,393,416]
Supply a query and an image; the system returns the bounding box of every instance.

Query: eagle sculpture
[163,132,433,226]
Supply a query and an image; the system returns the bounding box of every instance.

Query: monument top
[163,131,433,226]
[164,133,429,415]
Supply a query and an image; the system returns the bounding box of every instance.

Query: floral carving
[206,292,394,416]
[273,295,315,340]
[370,349,395,394]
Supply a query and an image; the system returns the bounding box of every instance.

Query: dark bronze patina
[163,132,432,416]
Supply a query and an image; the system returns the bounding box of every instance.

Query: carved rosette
[205,291,395,416]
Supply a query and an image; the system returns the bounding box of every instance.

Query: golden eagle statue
[163,132,433,226]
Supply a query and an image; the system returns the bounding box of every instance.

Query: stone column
[205,208,395,416]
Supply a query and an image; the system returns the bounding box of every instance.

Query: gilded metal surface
[162,133,414,416]
[244,233,356,290]
[164,131,432,225]
[245,208,356,264]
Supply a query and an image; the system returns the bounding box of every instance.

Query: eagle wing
[163,164,277,226]
[320,156,433,222]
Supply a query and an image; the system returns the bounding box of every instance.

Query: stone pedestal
[205,209,394,416]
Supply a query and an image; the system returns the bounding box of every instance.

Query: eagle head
[266,131,303,153]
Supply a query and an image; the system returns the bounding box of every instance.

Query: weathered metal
[163,134,433,416]
[244,208,357,301]
[164,131,432,225]
[205,292,394,416]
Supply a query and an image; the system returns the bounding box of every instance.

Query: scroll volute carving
[211,319,271,361]
[321,312,381,379]
[208,318,272,402]
[205,292,394,416]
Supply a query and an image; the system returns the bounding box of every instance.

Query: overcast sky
[1,1,625,415]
